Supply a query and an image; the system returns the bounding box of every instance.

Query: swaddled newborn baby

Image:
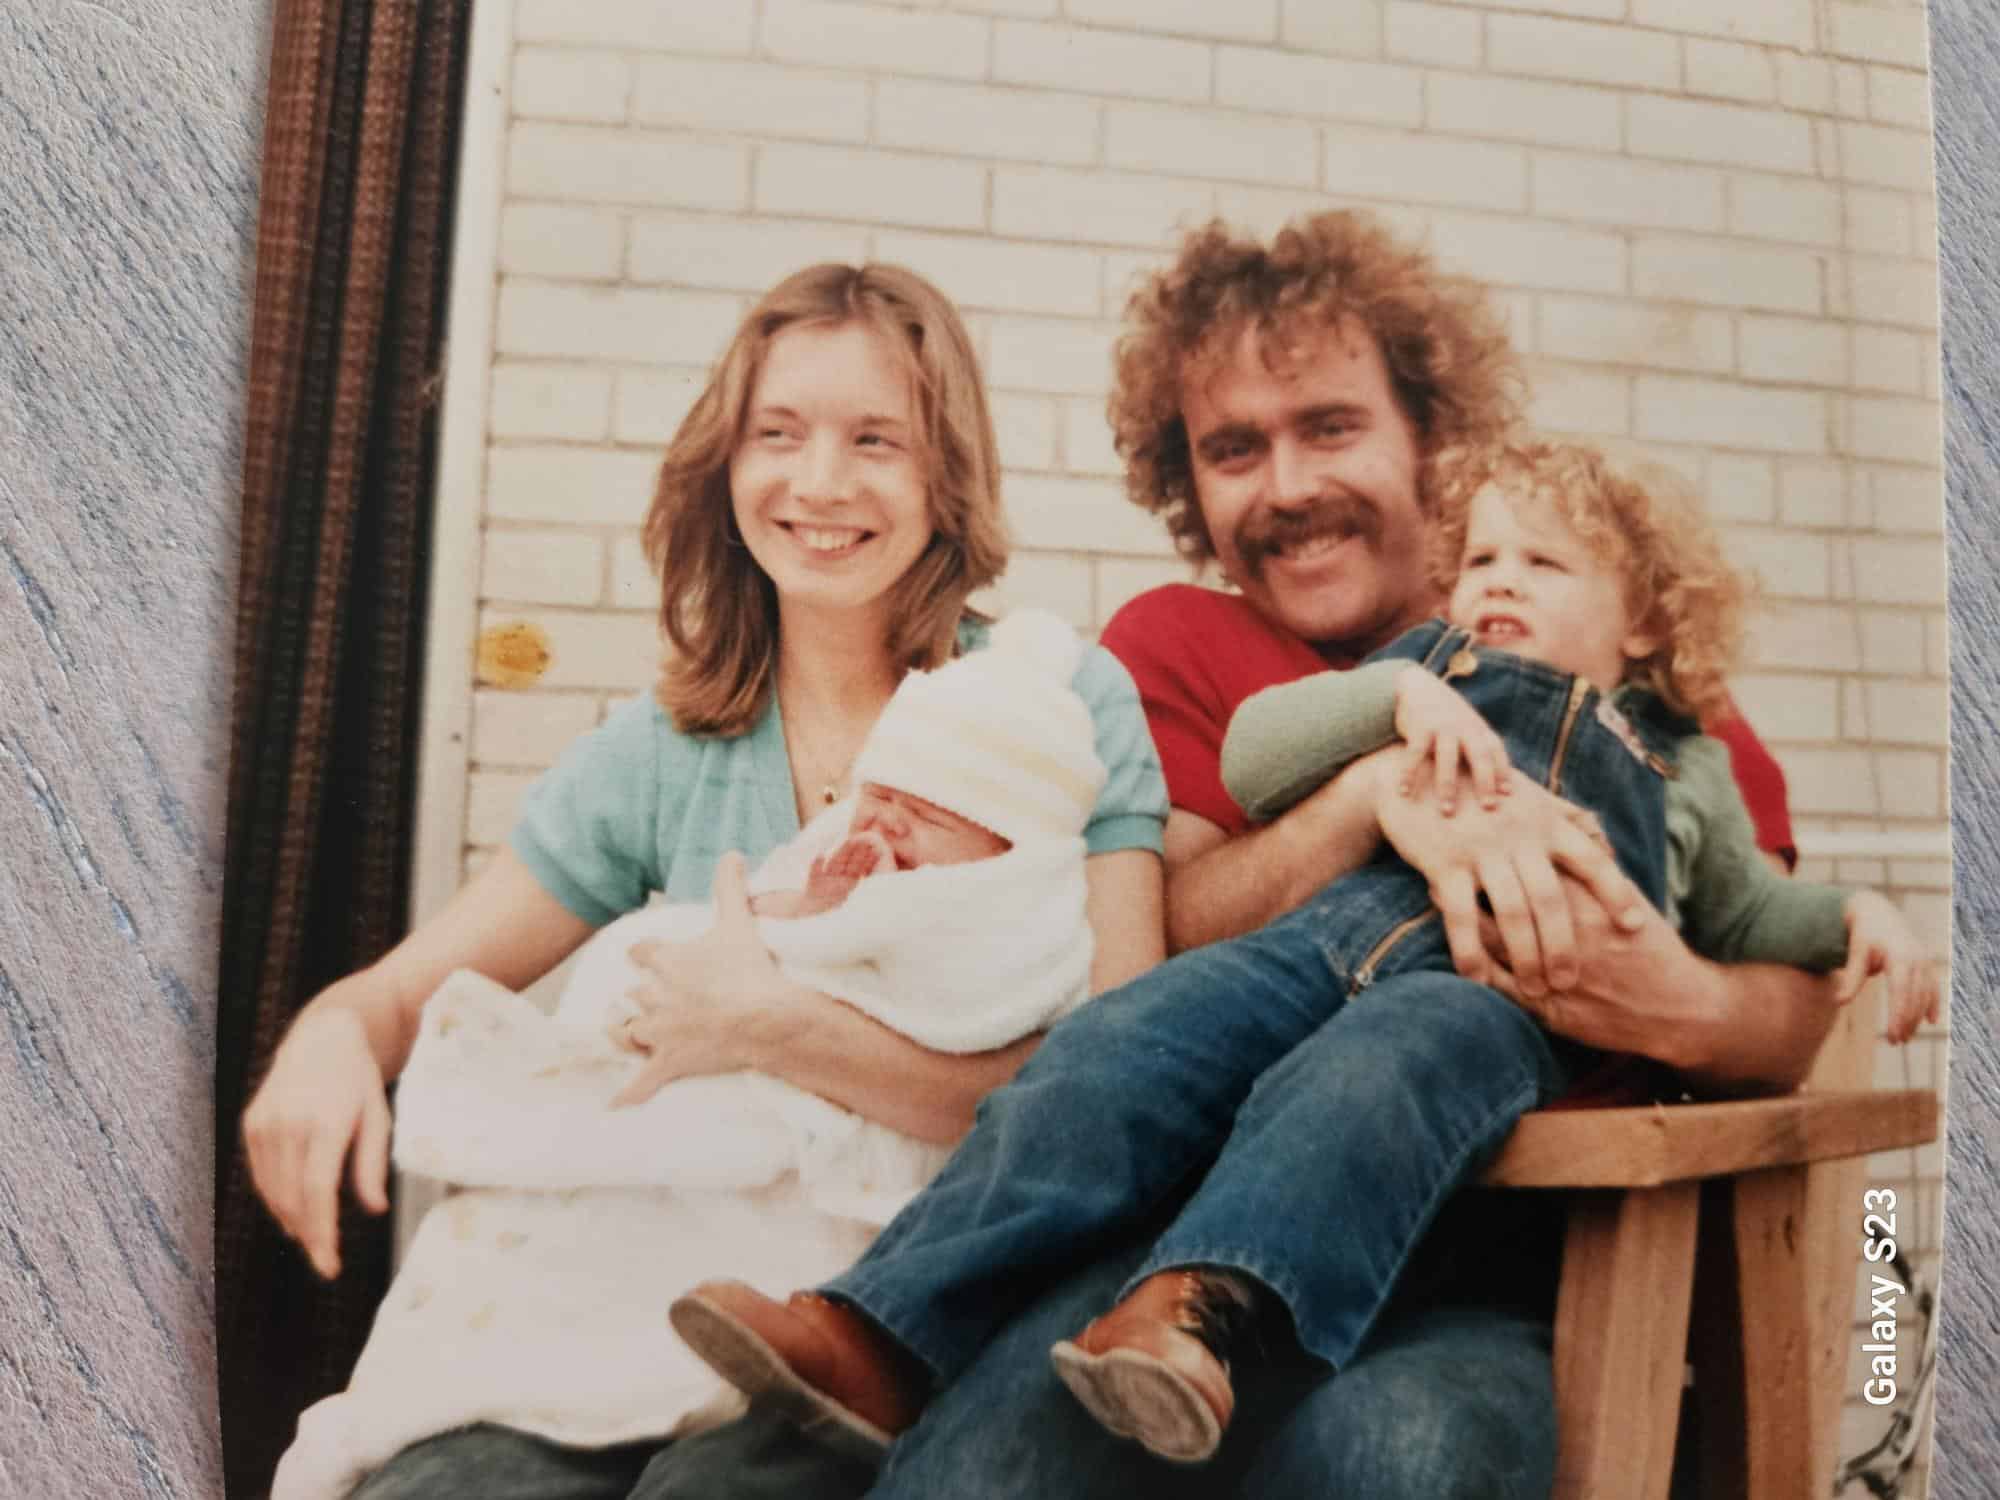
[424,604,1109,1176]
[573,779,1018,1105]
[752,781,1011,916]
[272,608,1109,1500]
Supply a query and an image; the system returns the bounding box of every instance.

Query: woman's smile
[780,520,877,558]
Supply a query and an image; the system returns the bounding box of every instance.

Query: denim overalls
[829,620,1694,1387]
[1303,616,1686,992]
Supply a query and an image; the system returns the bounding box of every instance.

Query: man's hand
[1474,888,1719,1062]
[1372,759,1647,997]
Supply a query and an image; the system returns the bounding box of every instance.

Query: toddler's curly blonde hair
[1430,441,1750,720]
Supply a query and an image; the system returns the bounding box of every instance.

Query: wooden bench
[1482,1086,1939,1499]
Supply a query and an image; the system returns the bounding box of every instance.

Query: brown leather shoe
[1050,1269,1252,1464]
[670,1281,926,1462]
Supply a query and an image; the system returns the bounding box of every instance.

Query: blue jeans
[824,622,1651,1380]
[825,894,1588,1379]
[873,1231,1556,1500]
[344,1404,878,1499]
[344,1257,1554,1500]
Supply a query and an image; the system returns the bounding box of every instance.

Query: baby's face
[1446,484,1649,694]
[849,783,1011,870]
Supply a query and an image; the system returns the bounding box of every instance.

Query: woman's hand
[1837,891,1940,1044]
[241,1007,392,1279]
[610,853,799,1108]
[1393,665,1511,815]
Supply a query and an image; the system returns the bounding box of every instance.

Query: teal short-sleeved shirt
[509,623,1169,927]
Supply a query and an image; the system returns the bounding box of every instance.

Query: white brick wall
[514,0,754,54]
[497,204,622,280]
[1384,4,1481,67]
[1277,0,1378,57]
[992,21,1212,104]
[756,144,987,228]
[631,58,871,143]
[451,0,1953,846]
[1326,129,1526,213]
[1534,152,1726,233]
[760,0,991,79]
[423,3,1951,1487]
[1627,96,1816,174]
[1684,39,1778,103]
[1631,236,1824,314]
[1215,47,1423,127]
[509,123,748,210]
[1840,121,1936,190]
[1485,15,1679,91]
[482,528,604,606]
[489,363,612,441]
[1729,172,1844,247]
[512,49,632,125]
[1828,2,1932,68]
[1105,103,1318,185]
[1066,0,1277,44]
[1429,74,1622,151]
[496,283,742,363]
[1630,0,1815,50]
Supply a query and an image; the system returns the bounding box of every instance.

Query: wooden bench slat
[1480,1090,1937,1188]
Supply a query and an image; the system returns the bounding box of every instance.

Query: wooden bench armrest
[1479,1089,1937,1188]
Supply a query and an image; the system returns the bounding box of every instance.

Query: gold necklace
[784,695,865,807]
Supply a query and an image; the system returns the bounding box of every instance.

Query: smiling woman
[234,253,1170,1500]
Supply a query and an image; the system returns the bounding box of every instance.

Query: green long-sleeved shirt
[1221,661,1849,972]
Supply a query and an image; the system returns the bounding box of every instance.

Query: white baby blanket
[272,808,1093,1500]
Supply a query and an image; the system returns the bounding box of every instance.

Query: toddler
[1224,440,1936,1043]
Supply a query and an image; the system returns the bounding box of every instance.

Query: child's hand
[1393,665,1512,816]
[1835,891,1940,1043]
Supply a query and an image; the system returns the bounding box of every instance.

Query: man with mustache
[683,212,1830,1499]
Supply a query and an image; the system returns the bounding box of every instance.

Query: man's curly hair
[1109,211,1524,563]
[1429,441,1750,721]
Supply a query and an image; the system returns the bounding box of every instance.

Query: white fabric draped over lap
[271,806,1092,1500]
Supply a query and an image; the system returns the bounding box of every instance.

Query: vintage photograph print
[214,2,1953,1497]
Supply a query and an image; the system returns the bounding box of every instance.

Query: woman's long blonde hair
[643,263,1009,736]
[1430,441,1750,720]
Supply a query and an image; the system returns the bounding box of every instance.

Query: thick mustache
[1236,495,1382,576]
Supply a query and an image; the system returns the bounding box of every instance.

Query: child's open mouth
[1473,612,1529,644]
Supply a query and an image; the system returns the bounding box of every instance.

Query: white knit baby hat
[850,608,1107,845]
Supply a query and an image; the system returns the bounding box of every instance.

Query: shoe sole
[669,1292,892,1466]
[1049,1340,1222,1464]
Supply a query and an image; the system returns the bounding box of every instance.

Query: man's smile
[1237,496,1381,579]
